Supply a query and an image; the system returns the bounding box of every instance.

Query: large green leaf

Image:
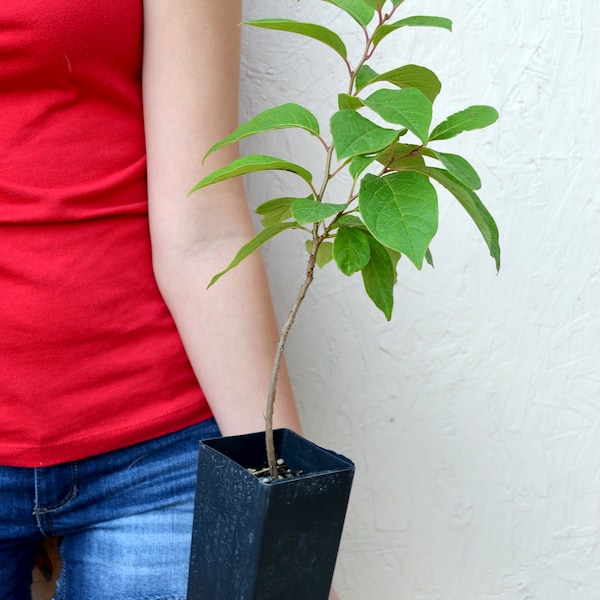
[429,105,499,141]
[411,166,500,270]
[361,235,396,320]
[331,110,399,160]
[356,64,442,103]
[363,87,432,144]
[323,0,375,27]
[243,19,347,59]
[358,171,438,268]
[190,155,312,193]
[374,16,452,46]
[204,104,320,158]
[361,0,383,9]
[290,198,347,223]
[333,224,371,275]
[208,222,300,287]
[428,150,481,190]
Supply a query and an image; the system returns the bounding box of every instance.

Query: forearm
[153,234,302,437]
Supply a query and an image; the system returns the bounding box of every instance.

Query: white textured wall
[240,1,600,598]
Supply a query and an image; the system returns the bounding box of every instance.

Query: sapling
[191,0,500,480]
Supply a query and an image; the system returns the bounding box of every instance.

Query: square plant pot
[187,428,355,600]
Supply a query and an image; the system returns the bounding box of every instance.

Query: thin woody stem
[265,245,319,480]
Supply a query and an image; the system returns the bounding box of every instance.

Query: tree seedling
[191,0,500,480]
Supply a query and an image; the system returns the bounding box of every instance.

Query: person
[1,1,343,598]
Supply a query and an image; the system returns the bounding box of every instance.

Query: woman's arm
[142,0,302,436]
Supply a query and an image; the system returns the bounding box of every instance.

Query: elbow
[151,246,179,306]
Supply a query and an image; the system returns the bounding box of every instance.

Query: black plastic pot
[187,428,354,600]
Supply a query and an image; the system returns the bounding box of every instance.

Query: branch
[265,243,319,479]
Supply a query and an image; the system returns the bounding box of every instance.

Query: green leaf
[256,197,297,226]
[411,167,500,270]
[363,87,432,144]
[190,155,312,193]
[331,110,399,160]
[374,16,452,46]
[208,222,300,287]
[425,247,434,267]
[290,199,347,223]
[204,104,320,158]
[356,64,442,103]
[350,155,377,179]
[243,18,347,59]
[359,171,438,269]
[323,0,375,27]
[429,105,499,141]
[333,225,371,275]
[429,150,481,190]
[388,153,426,170]
[338,93,364,111]
[336,214,366,228]
[355,65,379,92]
[377,143,424,170]
[361,236,396,320]
[386,246,401,278]
[306,240,335,268]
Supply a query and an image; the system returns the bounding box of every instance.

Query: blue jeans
[0,418,221,600]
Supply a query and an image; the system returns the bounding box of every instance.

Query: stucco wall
[239,1,600,598]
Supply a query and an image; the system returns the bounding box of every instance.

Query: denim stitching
[36,463,79,514]
[33,463,78,537]
[54,539,66,600]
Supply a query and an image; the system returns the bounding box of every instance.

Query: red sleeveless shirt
[0,0,211,466]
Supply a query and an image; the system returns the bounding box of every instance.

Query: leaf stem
[317,135,330,152]
[316,145,336,202]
